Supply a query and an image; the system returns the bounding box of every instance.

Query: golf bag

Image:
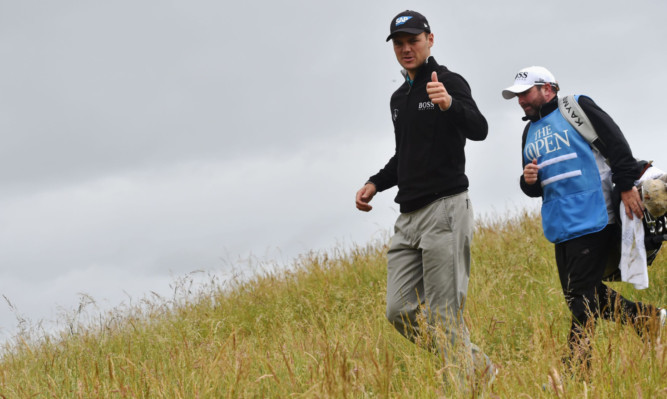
[557,95,667,280]
[603,166,667,281]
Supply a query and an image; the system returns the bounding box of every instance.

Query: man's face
[392,32,433,76]
[517,85,549,117]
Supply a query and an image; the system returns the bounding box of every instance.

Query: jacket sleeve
[367,99,400,191]
[368,152,398,192]
[441,72,488,141]
[578,96,639,191]
[519,123,543,198]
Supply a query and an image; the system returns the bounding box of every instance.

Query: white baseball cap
[502,66,558,99]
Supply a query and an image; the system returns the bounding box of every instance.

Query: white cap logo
[395,16,412,26]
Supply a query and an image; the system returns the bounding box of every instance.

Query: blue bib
[523,99,607,243]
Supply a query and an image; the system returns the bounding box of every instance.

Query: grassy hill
[1,210,666,398]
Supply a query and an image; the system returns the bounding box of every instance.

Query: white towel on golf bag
[619,165,665,289]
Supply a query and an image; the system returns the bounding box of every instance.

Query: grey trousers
[385,191,488,374]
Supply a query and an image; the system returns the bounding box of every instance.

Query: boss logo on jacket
[418,101,435,110]
[392,101,436,121]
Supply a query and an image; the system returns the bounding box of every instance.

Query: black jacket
[369,56,488,213]
[519,96,639,198]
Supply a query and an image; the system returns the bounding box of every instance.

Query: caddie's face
[517,85,548,117]
[392,32,433,77]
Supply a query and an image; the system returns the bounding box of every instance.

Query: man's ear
[545,83,556,95]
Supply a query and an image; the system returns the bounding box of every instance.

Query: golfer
[355,10,494,384]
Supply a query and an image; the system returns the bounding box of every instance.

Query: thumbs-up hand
[426,71,452,111]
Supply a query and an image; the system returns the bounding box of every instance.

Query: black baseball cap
[386,10,431,42]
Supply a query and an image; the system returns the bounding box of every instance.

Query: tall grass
[1,210,666,398]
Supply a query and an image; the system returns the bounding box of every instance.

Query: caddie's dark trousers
[555,224,657,356]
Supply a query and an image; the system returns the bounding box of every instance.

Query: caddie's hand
[621,186,644,220]
[355,183,377,212]
[427,71,452,111]
[523,159,539,185]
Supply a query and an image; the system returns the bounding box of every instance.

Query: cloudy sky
[1,1,665,339]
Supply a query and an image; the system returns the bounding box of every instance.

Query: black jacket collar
[415,56,439,83]
[402,56,441,85]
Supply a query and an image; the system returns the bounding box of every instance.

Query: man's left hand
[621,186,644,220]
[427,71,452,111]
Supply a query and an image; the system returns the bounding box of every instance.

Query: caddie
[502,65,665,370]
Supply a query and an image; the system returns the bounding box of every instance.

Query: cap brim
[501,84,534,99]
[386,28,428,41]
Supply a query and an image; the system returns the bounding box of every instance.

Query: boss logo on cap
[515,72,528,80]
[395,16,413,26]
